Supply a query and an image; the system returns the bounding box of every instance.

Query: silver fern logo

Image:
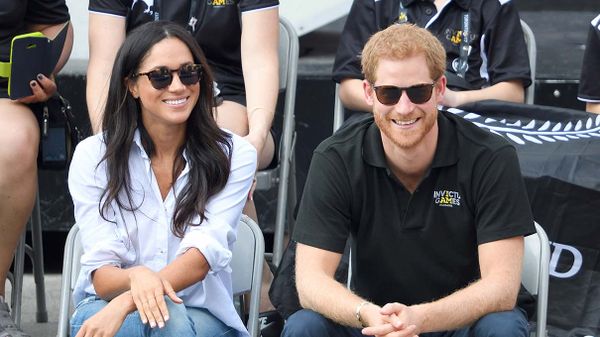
[447,108,600,145]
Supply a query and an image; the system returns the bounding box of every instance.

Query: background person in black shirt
[578,13,600,114]
[333,0,531,111]
[0,1,73,336]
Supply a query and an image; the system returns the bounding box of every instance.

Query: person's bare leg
[0,100,39,314]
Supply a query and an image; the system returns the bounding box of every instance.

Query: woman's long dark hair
[100,21,232,238]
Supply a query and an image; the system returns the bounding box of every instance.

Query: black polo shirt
[89,0,279,97]
[293,111,534,306]
[333,0,531,90]
[0,0,70,97]
[578,14,600,103]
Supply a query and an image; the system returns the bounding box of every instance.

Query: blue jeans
[282,307,529,337]
[71,296,237,337]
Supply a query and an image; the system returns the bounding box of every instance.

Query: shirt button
[425,8,433,15]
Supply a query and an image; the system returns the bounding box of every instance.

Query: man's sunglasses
[134,63,202,90]
[372,82,436,105]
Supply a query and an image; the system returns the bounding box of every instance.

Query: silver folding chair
[56,215,265,337]
[8,191,48,328]
[255,16,299,267]
[232,215,265,337]
[522,222,550,337]
[520,19,537,105]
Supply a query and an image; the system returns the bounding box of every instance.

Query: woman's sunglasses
[372,82,437,105]
[134,63,202,90]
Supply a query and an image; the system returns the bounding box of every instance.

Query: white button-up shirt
[68,129,256,336]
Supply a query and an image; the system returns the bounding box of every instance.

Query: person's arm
[587,102,600,114]
[363,236,524,335]
[29,21,74,75]
[441,80,524,107]
[339,78,373,112]
[333,0,380,112]
[74,291,135,337]
[240,7,279,161]
[295,243,379,328]
[86,12,126,133]
[579,16,600,113]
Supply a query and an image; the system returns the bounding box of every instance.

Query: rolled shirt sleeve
[67,136,137,302]
[176,133,257,273]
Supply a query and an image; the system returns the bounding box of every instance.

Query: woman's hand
[129,266,182,328]
[74,295,130,337]
[16,73,57,104]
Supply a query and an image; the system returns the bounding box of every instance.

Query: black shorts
[0,78,9,99]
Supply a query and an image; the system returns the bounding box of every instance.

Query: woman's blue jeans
[71,296,237,337]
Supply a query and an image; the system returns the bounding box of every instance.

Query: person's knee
[471,308,529,337]
[158,298,195,336]
[186,306,234,337]
[282,309,333,337]
[70,297,109,336]
[0,103,39,170]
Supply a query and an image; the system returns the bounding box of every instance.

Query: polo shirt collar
[401,0,471,11]
[362,111,458,169]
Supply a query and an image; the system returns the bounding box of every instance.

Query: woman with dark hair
[68,21,256,337]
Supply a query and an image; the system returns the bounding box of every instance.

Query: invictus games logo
[207,0,234,6]
[433,190,461,207]
[397,11,408,24]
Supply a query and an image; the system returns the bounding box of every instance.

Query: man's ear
[435,75,447,104]
[363,79,375,106]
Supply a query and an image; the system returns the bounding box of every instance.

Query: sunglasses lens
[406,84,433,104]
[178,64,201,86]
[375,86,402,105]
[148,68,173,89]
[374,84,434,105]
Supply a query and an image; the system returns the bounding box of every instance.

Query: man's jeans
[71,296,237,337]
[282,307,529,337]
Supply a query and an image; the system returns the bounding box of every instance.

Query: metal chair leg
[29,193,48,323]
[9,192,48,327]
[10,233,25,328]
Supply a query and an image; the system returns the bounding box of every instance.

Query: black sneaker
[259,310,284,337]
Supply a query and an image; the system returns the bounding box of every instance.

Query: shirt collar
[132,129,191,174]
[363,111,458,169]
[401,0,471,11]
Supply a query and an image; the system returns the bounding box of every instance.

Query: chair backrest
[522,222,550,337]
[231,215,265,337]
[56,223,82,337]
[333,83,344,133]
[255,16,300,266]
[520,19,537,105]
[57,216,265,337]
